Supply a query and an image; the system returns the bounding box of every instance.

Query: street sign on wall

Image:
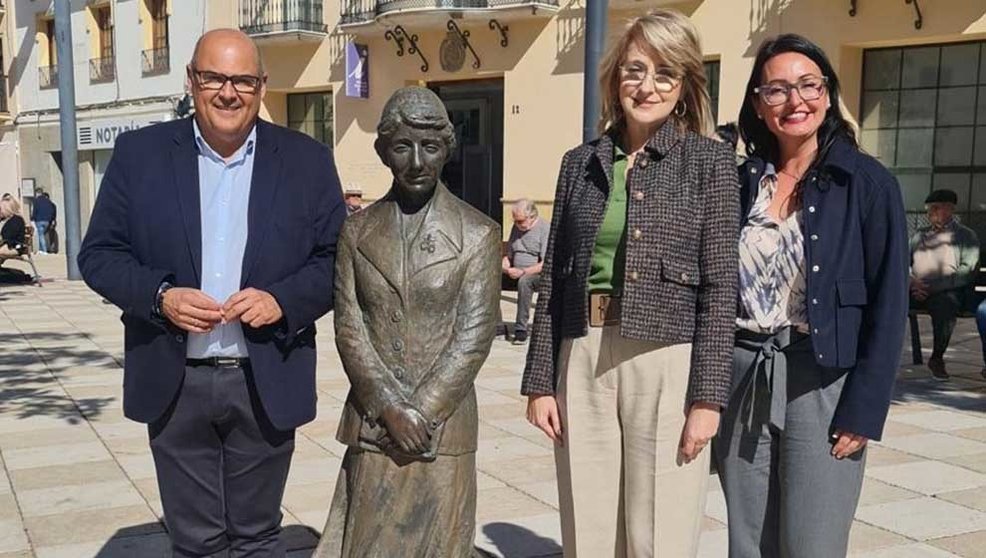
[77,115,169,150]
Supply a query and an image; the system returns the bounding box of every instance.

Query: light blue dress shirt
[187,121,256,358]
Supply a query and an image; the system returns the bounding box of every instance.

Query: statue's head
[375,87,456,203]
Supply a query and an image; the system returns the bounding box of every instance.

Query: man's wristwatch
[154,281,174,318]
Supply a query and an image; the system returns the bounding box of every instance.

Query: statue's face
[383,125,449,199]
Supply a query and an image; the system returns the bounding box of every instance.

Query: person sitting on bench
[502,199,549,345]
[909,189,980,381]
[0,194,26,263]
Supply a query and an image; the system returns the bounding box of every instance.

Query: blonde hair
[598,9,715,137]
[0,194,20,217]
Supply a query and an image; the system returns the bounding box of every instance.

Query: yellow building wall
[203,0,986,231]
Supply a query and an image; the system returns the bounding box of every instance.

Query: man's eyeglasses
[618,65,680,93]
[754,76,828,106]
[189,68,264,94]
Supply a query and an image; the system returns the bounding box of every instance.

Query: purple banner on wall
[345,42,369,99]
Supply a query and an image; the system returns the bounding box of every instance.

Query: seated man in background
[502,199,549,345]
[910,189,980,381]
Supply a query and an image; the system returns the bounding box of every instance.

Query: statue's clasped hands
[377,402,434,456]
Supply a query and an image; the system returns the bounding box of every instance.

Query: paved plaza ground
[0,254,985,557]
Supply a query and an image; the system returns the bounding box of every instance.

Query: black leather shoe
[928,358,950,381]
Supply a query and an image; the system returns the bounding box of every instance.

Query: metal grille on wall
[241,0,327,35]
[341,0,560,25]
[860,40,986,244]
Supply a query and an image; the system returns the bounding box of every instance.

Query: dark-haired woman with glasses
[522,9,739,557]
[714,34,908,557]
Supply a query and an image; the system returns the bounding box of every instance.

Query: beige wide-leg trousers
[554,326,709,558]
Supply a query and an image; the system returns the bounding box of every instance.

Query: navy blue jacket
[31,196,56,222]
[739,138,908,441]
[78,118,345,430]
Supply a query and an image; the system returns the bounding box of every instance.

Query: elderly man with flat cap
[910,189,980,381]
[79,29,345,556]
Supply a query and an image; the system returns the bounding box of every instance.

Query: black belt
[186,357,249,368]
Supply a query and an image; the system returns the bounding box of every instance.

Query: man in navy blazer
[78,29,345,557]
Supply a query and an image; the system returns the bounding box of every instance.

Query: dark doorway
[430,79,504,223]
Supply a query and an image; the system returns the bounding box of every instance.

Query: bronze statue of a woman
[314,86,500,557]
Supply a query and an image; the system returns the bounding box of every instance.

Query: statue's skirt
[314,447,478,558]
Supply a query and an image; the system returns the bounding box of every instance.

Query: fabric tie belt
[186,357,249,368]
[735,327,808,433]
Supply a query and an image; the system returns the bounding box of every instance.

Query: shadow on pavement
[892,376,986,413]
[91,524,321,557]
[0,331,117,423]
[480,521,562,558]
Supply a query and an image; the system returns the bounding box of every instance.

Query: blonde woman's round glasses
[619,65,680,93]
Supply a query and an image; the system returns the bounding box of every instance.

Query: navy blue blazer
[739,138,909,441]
[78,118,345,431]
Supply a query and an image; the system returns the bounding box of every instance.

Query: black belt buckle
[212,357,244,368]
[187,357,247,368]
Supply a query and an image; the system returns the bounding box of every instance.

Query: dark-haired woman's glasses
[754,76,828,106]
[619,65,680,93]
[189,68,264,94]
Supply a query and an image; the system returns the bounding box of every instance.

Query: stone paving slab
[0,256,985,557]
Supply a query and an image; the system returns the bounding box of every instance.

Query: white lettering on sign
[77,115,169,150]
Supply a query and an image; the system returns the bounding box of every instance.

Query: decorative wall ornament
[904,0,922,29]
[446,19,481,70]
[440,30,467,72]
[489,19,509,48]
[385,25,429,73]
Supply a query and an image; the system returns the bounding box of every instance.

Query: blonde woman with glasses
[522,9,740,557]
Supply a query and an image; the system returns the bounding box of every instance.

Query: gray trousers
[714,331,865,558]
[514,272,540,333]
[149,364,295,557]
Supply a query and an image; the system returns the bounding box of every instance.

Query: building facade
[205,0,986,238]
[4,0,204,243]
[4,1,984,244]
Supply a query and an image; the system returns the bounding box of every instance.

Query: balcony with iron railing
[340,0,561,27]
[39,65,57,89]
[90,56,115,82]
[240,0,328,41]
[142,46,170,76]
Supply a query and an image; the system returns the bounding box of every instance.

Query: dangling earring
[674,101,687,118]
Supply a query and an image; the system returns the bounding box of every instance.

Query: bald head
[191,29,264,76]
[186,28,267,159]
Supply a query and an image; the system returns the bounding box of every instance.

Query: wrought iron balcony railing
[341,0,560,25]
[39,65,58,89]
[241,0,328,36]
[90,56,115,82]
[142,46,170,75]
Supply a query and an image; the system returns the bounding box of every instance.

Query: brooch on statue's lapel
[419,233,437,254]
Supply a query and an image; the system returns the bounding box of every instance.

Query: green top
[587,144,629,294]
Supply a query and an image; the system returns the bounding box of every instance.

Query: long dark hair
[738,34,857,165]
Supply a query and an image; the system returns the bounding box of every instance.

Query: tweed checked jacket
[521,122,740,407]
